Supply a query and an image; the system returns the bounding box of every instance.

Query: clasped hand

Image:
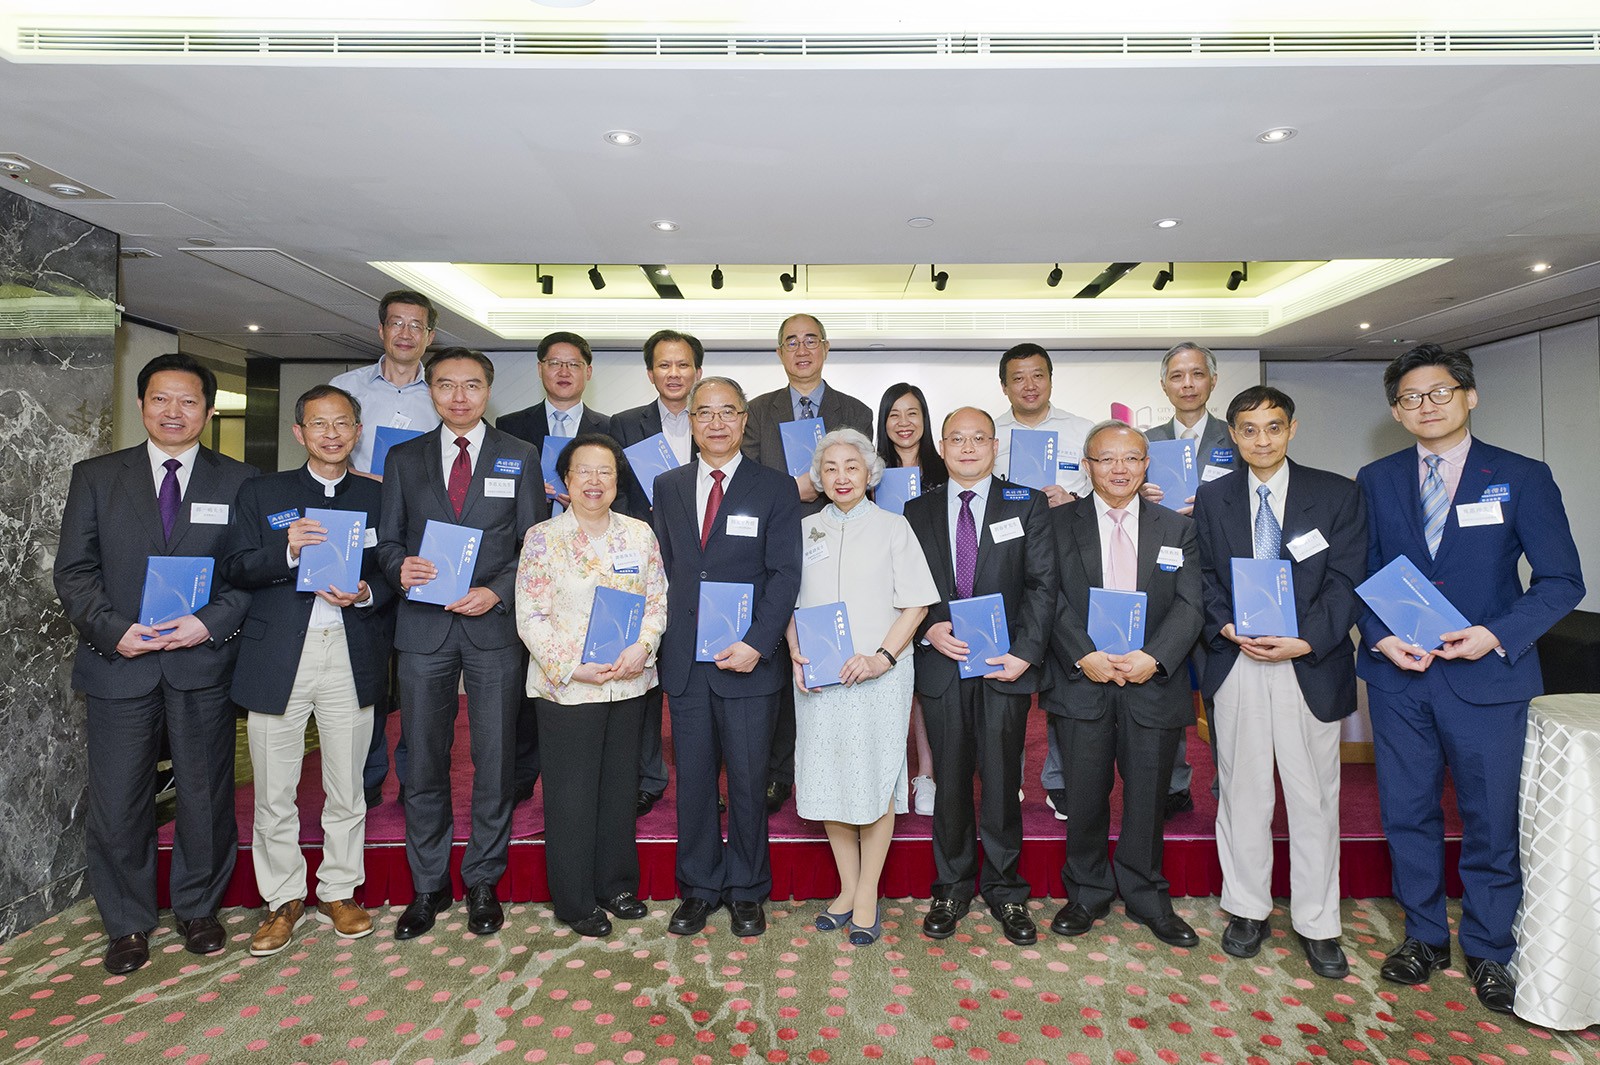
[1079,648,1158,686]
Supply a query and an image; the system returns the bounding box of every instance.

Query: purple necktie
[955,489,977,599]
[158,458,182,541]
[448,436,471,518]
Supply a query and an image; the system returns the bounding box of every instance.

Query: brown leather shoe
[316,898,374,939]
[104,931,150,974]
[249,901,305,957]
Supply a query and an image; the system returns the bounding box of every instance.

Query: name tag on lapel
[1201,465,1233,482]
[727,515,759,537]
[1481,483,1510,504]
[1001,487,1030,501]
[484,477,515,498]
[989,517,1024,543]
[267,508,299,530]
[191,502,229,524]
[1286,529,1330,561]
[1157,545,1184,571]
[1457,501,1503,527]
[804,540,830,566]
[612,549,642,574]
[494,458,523,476]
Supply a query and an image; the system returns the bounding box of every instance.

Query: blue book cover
[1088,588,1148,653]
[1232,557,1300,638]
[622,432,682,508]
[541,437,569,513]
[1356,554,1472,651]
[950,593,1011,679]
[296,508,365,595]
[696,581,755,662]
[874,467,921,515]
[408,518,483,606]
[779,417,826,478]
[582,585,647,664]
[139,555,213,631]
[1007,428,1058,490]
[1146,438,1199,510]
[794,601,854,688]
[371,425,424,476]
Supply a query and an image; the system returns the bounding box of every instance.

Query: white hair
[809,427,885,492]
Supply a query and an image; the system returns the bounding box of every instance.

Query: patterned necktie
[1254,484,1282,559]
[448,436,472,518]
[552,409,571,437]
[701,469,725,548]
[799,396,815,420]
[955,490,978,599]
[1421,454,1447,558]
[1107,507,1137,591]
[158,458,182,541]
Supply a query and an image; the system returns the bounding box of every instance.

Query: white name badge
[727,515,759,537]
[1157,545,1185,569]
[190,502,229,524]
[612,549,642,573]
[1457,501,1504,527]
[484,477,515,498]
[989,517,1024,543]
[363,527,378,549]
[803,540,830,566]
[1201,464,1234,482]
[390,414,412,429]
[1286,529,1330,561]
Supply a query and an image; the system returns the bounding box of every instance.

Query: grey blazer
[741,383,873,497]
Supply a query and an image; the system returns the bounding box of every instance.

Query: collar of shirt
[307,465,346,498]
[1091,490,1142,525]
[547,401,585,436]
[369,356,428,390]
[790,382,827,419]
[657,399,690,429]
[147,441,201,494]
[697,452,742,484]
[1417,433,1472,477]
[440,420,488,467]
[947,477,993,568]
[1247,462,1291,525]
[1174,412,1210,441]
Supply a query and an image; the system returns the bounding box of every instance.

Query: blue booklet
[794,601,855,688]
[874,467,921,515]
[408,519,483,606]
[1232,557,1300,638]
[622,432,682,508]
[140,556,214,632]
[779,417,826,478]
[1088,588,1148,653]
[371,425,424,476]
[950,593,1011,679]
[541,437,569,513]
[696,581,755,661]
[582,585,647,664]
[1356,554,1472,651]
[1007,428,1058,490]
[297,508,365,595]
[1146,438,1199,510]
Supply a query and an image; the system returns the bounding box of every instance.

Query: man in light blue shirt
[330,290,441,476]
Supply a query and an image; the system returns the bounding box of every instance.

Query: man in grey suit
[55,353,258,974]
[378,348,546,941]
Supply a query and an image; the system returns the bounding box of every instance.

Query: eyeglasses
[1230,421,1290,440]
[384,318,430,334]
[302,418,357,434]
[432,380,485,394]
[1394,385,1465,410]
[1084,453,1149,467]
[570,465,617,480]
[942,433,993,448]
[691,406,746,423]
[781,336,825,351]
[540,358,586,372]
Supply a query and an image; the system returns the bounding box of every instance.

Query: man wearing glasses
[1356,344,1583,1014]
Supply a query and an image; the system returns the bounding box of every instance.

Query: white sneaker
[911,775,936,816]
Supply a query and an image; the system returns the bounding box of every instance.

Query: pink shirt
[1416,434,1472,505]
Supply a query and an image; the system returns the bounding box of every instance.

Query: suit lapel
[119,447,169,552]
[1279,460,1319,552]
[1074,499,1104,588]
[1220,466,1254,558]
[924,486,956,594]
[165,447,222,553]
[1390,449,1428,554]
[1135,502,1161,590]
[1438,440,1497,559]
[421,428,454,518]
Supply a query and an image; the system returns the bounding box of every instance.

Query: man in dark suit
[742,313,873,813]
[223,384,395,956]
[1192,386,1366,980]
[378,348,546,941]
[1357,343,1584,1013]
[54,352,258,974]
[904,406,1057,946]
[653,376,802,937]
[609,329,704,815]
[1043,420,1203,949]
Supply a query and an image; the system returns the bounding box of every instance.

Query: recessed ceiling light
[247,324,260,332]
[906,217,935,229]
[0,156,30,174]
[1256,127,1297,144]
[1531,262,1552,272]
[1359,322,1371,330]
[1153,218,1182,229]
[604,130,641,147]
[47,182,86,197]
[650,219,679,232]
[186,237,217,247]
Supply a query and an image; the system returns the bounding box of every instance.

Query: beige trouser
[248,626,373,909]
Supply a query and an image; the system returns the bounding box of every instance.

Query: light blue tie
[1254,484,1281,559]
[552,410,571,437]
[1421,454,1447,558]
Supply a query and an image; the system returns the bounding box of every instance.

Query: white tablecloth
[1510,692,1600,1029]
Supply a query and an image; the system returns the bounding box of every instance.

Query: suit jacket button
[700,571,708,579]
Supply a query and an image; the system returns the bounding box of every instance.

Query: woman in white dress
[788,428,939,945]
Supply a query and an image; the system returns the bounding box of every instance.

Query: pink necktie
[1107,507,1137,591]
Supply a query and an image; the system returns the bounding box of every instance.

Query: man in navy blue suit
[1357,343,1584,1014]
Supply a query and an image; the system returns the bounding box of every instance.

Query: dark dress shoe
[922,896,970,939]
[729,900,767,937]
[1163,788,1195,820]
[1380,936,1450,985]
[990,902,1037,946]
[1465,955,1517,1014]
[1221,915,1270,958]
[1130,910,1199,948]
[668,897,719,935]
[364,784,384,809]
[597,891,648,920]
[764,782,790,814]
[1299,934,1349,979]
[566,909,613,938]
[513,781,536,804]
[635,791,661,817]
[104,931,150,974]
[176,914,226,955]
[466,883,504,935]
[1050,902,1109,937]
[395,889,452,940]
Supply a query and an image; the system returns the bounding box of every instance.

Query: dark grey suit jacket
[741,382,873,513]
[497,400,610,449]
[610,399,697,523]
[1146,413,1237,473]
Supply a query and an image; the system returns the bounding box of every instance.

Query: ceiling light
[186,237,217,247]
[0,156,30,174]
[906,217,934,229]
[779,265,797,293]
[47,182,86,197]
[650,219,679,232]
[1256,127,1297,143]
[1152,262,1174,291]
[1226,262,1249,291]
[1359,322,1371,330]
[536,264,553,295]
[1531,262,1552,272]
[930,264,949,292]
[247,324,260,332]
[710,265,724,290]
[603,130,641,147]
[655,267,670,277]
[588,265,605,290]
[1045,264,1063,288]
[1153,218,1182,229]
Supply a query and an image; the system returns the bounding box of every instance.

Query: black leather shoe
[395,889,452,940]
[1299,934,1349,979]
[466,883,504,935]
[175,914,226,955]
[1129,910,1199,948]
[635,791,662,817]
[597,891,649,920]
[364,784,384,809]
[1221,916,1270,958]
[104,931,150,974]
[764,782,790,814]
[729,900,767,937]
[1050,902,1109,937]
[1465,955,1517,1014]
[566,909,613,938]
[513,781,536,804]
[1163,788,1195,820]
[922,896,970,940]
[990,901,1037,946]
[668,897,719,935]
[1380,936,1450,985]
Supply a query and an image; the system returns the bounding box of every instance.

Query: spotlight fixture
[603,130,641,147]
[0,156,31,174]
[1531,262,1552,273]
[1153,218,1182,229]
[1256,127,1297,144]
[650,219,679,232]
[655,267,671,277]
[247,324,260,332]
[779,265,797,293]
[1152,262,1174,291]
[1225,262,1249,291]
[536,264,553,295]
[588,265,605,290]
[47,182,86,197]
[931,264,949,292]
[710,264,724,290]
[1359,322,1371,330]
[1045,263,1063,288]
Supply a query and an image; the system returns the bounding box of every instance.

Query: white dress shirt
[944,476,992,573]
[993,403,1096,497]
[547,401,586,438]
[659,400,693,465]
[696,452,744,529]
[146,441,200,497]
[438,420,487,484]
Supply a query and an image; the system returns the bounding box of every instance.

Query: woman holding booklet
[789,427,939,945]
[515,432,668,937]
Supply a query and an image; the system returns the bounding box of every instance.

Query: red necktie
[448,436,471,518]
[701,469,725,548]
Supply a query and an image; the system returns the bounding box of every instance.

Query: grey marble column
[0,185,118,941]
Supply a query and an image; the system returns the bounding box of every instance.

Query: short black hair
[539,331,593,365]
[556,432,628,487]
[379,289,437,330]
[998,342,1052,382]
[138,353,218,409]
[1383,343,1476,406]
[295,384,361,425]
[424,347,495,386]
[643,329,705,370]
[1226,385,1296,424]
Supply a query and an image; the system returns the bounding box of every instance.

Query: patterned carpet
[3,897,1596,1065]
